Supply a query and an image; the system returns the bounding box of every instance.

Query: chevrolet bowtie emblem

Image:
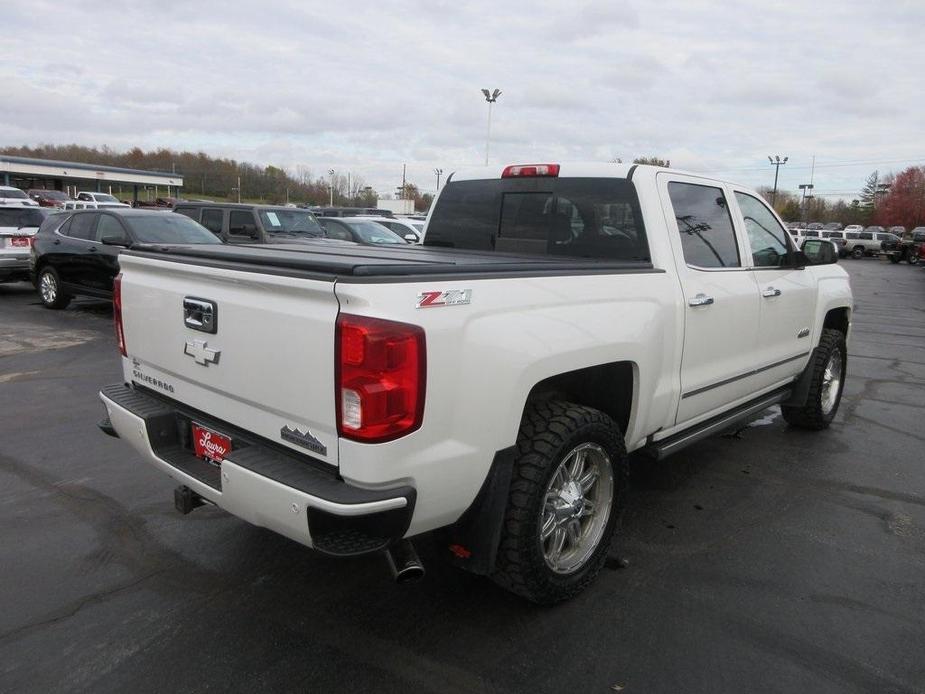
[184,339,221,366]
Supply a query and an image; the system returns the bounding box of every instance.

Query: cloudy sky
[5,0,924,198]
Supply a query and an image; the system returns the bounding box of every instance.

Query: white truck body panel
[103,162,853,556]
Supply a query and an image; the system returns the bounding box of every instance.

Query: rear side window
[858,232,873,240]
[67,213,99,240]
[424,178,649,261]
[667,182,740,268]
[200,209,223,234]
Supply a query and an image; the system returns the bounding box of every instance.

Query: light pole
[481,88,501,165]
[768,155,788,205]
[328,169,335,207]
[434,168,443,192]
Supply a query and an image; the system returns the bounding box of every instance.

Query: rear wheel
[910,253,920,266]
[782,328,847,430]
[851,246,864,259]
[889,255,900,264]
[492,400,627,604]
[38,267,71,310]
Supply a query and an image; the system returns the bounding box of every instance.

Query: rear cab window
[424,177,650,262]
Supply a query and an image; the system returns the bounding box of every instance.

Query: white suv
[0,186,39,207]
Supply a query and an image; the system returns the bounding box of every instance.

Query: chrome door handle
[688,293,714,307]
[762,287,782,298]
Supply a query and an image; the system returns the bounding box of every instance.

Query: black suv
[31,208,219,309]
[172,202,334,244]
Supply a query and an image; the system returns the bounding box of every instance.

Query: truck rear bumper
[99,383,415,556]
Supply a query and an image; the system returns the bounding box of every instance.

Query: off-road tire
[889,255,899,264]
[492,400,628,604]
[851,246,864,259]
[782,328,847,430]
[38,266,71,310]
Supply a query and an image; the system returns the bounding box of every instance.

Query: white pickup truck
[98,163,852,603]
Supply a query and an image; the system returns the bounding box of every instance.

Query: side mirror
[403,233,418,243]
[101,235,130,247]
[800,239,838,265]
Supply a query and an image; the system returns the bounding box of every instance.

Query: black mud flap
[436,446,516,576]
[782,346,822,408]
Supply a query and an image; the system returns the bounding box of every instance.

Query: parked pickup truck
[98,163,853,603]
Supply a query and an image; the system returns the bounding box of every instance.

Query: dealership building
[0,154,184,202]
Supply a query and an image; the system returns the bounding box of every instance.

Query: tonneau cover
[123,242,654,279]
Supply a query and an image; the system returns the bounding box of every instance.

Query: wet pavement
[1,258,923,694]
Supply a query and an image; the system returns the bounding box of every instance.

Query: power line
[714,156,925,173]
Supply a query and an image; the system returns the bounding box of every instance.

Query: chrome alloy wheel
[39,271,57,304]
[820,347,843,416]
[540,442,614,574]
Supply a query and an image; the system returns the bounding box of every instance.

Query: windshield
[1,188,29,199]
[346,220,407,244]
[92,193,120,203]
[258,209,324,236]
[125,214,221,244]
[0,208,48,227]
[31,190,69,201]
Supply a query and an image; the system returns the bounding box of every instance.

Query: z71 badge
[416,289,472,308]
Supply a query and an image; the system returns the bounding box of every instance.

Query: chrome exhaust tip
[385,539,425,584]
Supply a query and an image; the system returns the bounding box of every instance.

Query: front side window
[321,220,352,241]
[734,192,791,267]
[668,182,739,268]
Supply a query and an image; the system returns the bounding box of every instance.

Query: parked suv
[172,202,339,245]
[31,208,220,309]
[0,186,39,207]
[1,206,50,282]
[843,229,884,259]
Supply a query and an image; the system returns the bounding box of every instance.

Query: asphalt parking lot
[1,259,923,694]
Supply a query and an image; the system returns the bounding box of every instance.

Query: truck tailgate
[118,254,341,467]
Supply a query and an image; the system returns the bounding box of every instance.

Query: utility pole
[232,176,241,203]
[482,88,502,165]
[434,168,443,192]
[768,155,788,205]
[347,173,351,203]
[328,169,335,206]
[799,183,814,225]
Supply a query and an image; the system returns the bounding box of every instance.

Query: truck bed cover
[123,243,656,282]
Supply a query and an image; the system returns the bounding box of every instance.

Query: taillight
[113,273,126,356]
[501,163,560,178]
[336,314,425,442]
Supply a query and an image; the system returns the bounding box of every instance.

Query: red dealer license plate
[10,237,30,247]
[192,423,232,465]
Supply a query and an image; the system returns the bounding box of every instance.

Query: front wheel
[851,246,865,259]
[910,254,920,266]
[38,267,71,310]
[492,401,627,604]
[782,328,847,430]
[889,255,900,264]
